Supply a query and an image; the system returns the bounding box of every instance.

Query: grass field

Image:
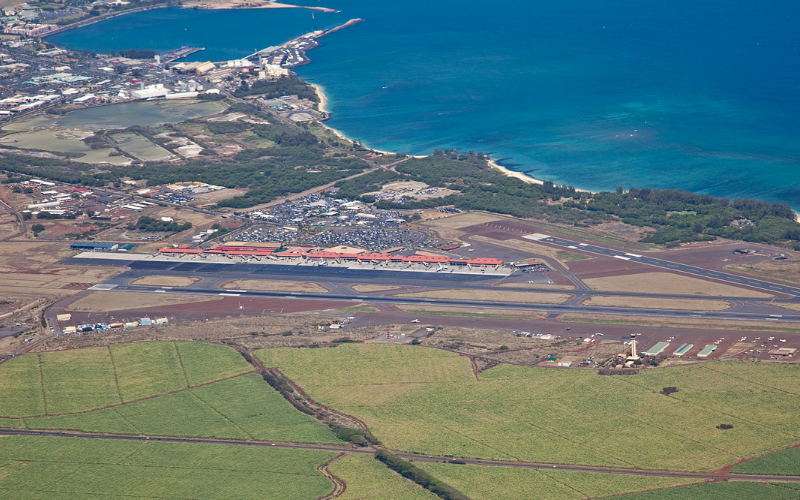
[0,435,336,499]
[469,235,589,269]
[223,279,329,293]
[731,446,800,475]
[66,291,221,312]
[582,295,731,311]
[19,373,342,444]
[399,289,571,304]
[328,454,438,500]
[417,463,696,500]
[582,272,772,298]
[351,284,404,292]
[256,344,800,472]
[130,275,201,287]
[0,342,252,418]
[607,481,800,499]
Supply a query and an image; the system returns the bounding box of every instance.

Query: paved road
[527,233,800,297]
[1,428,796,482]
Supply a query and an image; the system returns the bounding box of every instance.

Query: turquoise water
[48,2,800,207]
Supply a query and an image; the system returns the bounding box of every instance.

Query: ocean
[48,1,800,207]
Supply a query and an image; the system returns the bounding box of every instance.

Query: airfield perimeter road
[63,256,800,323]
[526,233,800,297]
[1,429,797,482]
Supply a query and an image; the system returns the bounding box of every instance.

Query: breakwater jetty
[247,18,364,68]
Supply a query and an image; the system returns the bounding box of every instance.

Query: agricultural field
[607,481,800,499]
[257,344,800,472]
[731,446,800,476]
[417,463,696,500]
[0,342,341,444]
[0,435,336,499]
[0,342,251,417]
[328,454,438,500]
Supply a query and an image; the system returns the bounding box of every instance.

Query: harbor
[245,18,364,68]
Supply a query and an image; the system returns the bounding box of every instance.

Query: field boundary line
[590,480,711,500]
[2,370,256,420]
[36,353,47,416]
[699,364,800,397]
[523,418,635,469]
[185,389,255,440]
[114,440,150,465]
[107,346,124,404]
[317,452,349,500]
[111,406,143,435]
[440,424,519,461]
[612,372,800,442]
[172,342,191,388]
[539,469,590,497]
[3,428,800,481]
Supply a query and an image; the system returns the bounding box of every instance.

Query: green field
[15,373,342,444]
[0,342,341,444]
[328,454,438,500]
[0,435,336,499]
[417,463,695,500]
[731,446,800,476]
[0,342,252,417]
[256,344,800,471]
[607,481,800,499]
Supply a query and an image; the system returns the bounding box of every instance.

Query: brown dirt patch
[351,284,403,293]
[582,295,731,311]
[419,326,622,367]
[726,260,800,286]
[399,289,571,304]
[583,272,772,298]
[559,313,800,332]
[31,315,423,353]
[469,235,586,269]
[189,188,249,208]
[222,279,329,293]
[764,302,800,311]
[65,291,222,313]
[496,283,576,290]
[421,212,504,230]
[131,275,201,287]
[395,304,547,320]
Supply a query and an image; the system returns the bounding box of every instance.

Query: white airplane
[411,319,420,323]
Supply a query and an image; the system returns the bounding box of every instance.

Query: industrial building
[70,241,119,252]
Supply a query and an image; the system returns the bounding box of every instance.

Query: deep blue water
[49,1,800,207]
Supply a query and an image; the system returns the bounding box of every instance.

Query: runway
[525,234,800,296]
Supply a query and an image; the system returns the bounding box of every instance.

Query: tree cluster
[374,451,470,500]
[129,216,191,233]
[233,74,318,101]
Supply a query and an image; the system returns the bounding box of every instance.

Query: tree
[31,224,45,237]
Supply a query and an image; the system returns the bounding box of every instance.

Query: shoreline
[310,84,552,179]
[44,1,337,38]
[487,159,543,185]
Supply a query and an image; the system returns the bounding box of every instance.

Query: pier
[245,18,364,68]
[162,47,205,64]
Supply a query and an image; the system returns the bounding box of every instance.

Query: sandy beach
[487,159,543,185]
[181,0,338,12]
[311,83,566,184]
